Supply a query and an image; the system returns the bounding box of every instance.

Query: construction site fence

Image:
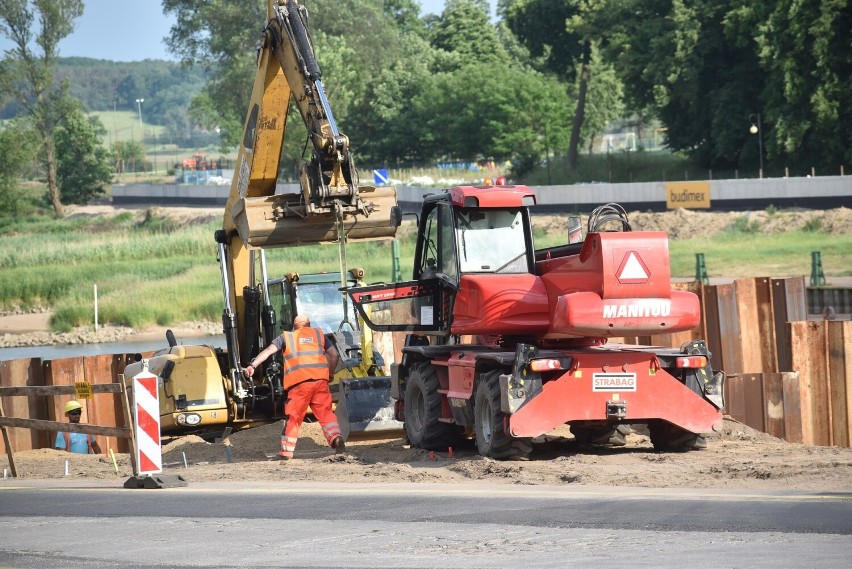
[609,277,851,448]
[2,277,850,453]
[0,354,138,455]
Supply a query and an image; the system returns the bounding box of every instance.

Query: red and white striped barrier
[132,370,162,475]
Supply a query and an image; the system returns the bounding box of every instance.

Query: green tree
[486,66,573,176]
[384,0,427,36]
[163,0,409,164]
[598,0,852,171]
[0,122,37,216]
[504,0,590,171]
[754,0,851,171]
[111,140,146,174]
[54,108,114,204]
[163,0,264,148]
[575,44,624,155]
[347,32,440,164]
[430,0,508,71]
[0,0,84,217]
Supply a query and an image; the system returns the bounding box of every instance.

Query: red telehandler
[348,181,725,460]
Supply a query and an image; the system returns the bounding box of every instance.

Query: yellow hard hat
[63,400,82,415]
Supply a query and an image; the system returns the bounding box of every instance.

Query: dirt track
[4,419,852,491]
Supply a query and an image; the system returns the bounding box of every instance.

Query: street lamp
[748,112,763,179]
[135,98,144,141]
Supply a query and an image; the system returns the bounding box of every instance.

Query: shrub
[727,215,760,234]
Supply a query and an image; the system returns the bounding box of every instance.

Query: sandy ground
[3,419,852,491]
[0,312,221,348]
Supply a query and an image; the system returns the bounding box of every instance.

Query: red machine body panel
[537,231,673,299]
[451,229,700,338]
[447,185,536,208]
[506,349,723,438]
[451,274,550,337]
[534,231,700,337]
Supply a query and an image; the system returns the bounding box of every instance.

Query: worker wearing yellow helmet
[54,400,102,454]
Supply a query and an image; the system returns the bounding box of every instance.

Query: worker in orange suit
[244,314,344,460]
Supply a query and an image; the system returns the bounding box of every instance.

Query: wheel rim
[409,385,425,432]
[475,394,492,446]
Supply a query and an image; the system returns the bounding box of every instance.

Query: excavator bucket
[329,377,400,440]
[344,376,400,434]
[232,185,400,248]
[328,329,402,438]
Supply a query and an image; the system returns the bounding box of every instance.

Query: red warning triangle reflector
[617,252,650,284]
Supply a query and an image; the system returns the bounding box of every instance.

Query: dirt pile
[3,418,851,491]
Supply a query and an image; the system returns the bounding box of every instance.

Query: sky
[0,1,495,62]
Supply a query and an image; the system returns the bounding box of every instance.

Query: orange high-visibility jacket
[280,327,330,389]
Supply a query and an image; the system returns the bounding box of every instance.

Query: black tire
[404,362,461,450]
[474,370,532,460]
[649,421,707,451]
[570,424,631,446]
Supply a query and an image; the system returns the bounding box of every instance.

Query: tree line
[1,0,849,218]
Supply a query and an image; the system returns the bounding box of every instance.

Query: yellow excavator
[123,0,401,440]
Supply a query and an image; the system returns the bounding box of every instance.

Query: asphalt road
[1,480,851,568]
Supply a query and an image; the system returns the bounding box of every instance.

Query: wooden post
[782,371,803,443]
[789,321,830,445]
[734,278,766,373]
[120,378,139,477]
[754,278,777,373]
[0,399,18,477]
[828,321,851,447]
[716,283,741,374]
[725,374,745,422]
[742,373,766,432]
[771,277,807,373]
[763,373,786,440]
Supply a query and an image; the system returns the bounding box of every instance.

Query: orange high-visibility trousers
[279,380,342,459]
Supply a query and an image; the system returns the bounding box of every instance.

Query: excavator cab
[267,272,358,334]
[265,269,400,435]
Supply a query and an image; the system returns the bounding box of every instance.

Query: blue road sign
[373,169,389,185]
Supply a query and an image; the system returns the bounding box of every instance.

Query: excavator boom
[225,0,400,248]
[124,0,401,443]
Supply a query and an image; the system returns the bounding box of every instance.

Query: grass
[91,110,166,147]
[0,207,845,332]
[669,231,852,279]
[0,211,415,331]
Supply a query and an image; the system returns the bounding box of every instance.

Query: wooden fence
[616,277,851,447]
[0,354,137,454]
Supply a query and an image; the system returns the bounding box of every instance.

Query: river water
[0,335,226,362]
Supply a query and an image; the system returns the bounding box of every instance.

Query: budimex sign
[665,181,711,209]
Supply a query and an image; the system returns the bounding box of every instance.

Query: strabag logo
[603,299,672,319]
[592,373,637,392]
